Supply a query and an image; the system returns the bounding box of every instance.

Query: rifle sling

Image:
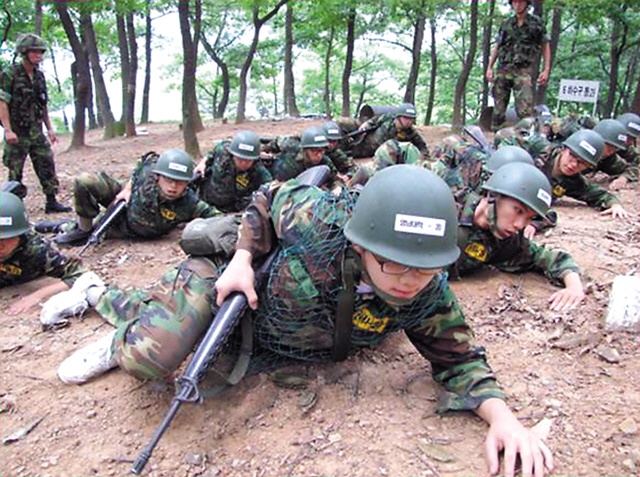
[332,247,360,362]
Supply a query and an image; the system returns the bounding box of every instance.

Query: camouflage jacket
[126,155,221,238]
[200,141,272,213]
[0,62,48,137]
[431,135,490,193]
[272,148,337,182]
[496,13,549,70]
[236,179,505,412]
[452,192,581,286]
[1,231,84,288]
[353,139,430,186]
[326,147,354,174]
[617,144,639,181]
[494,128,550,160]
[264,135,354,175]
[535,145,619,210]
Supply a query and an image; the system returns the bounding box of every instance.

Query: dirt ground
[1,120,639,477]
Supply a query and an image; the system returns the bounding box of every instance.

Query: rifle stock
[78,200,126,257]
[131,165,331,474]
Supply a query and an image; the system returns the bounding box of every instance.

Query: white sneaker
[57,330,118,384]
[71,272,106,307]
[40,290,89,326]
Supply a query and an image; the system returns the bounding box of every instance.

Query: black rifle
[464,125,495,154]
[131,165,331,474]
[78,200,126,257]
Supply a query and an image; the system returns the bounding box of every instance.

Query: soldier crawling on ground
[48,166,552,477]
[53,149,221,247]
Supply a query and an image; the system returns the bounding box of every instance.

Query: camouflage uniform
[492,13,549,128]
[199,140,272,213]
[494,127,550,159]
[336,114,429,159]
[1,231,83,288]
[100,178,505,412]
[451,191,581,284]
[617,144,639,181]
[326,146,354,174]
[73,153,220,239]
[431,135,490,193]
[263,136,353,175]
[352,139,429,186]
[0,62,60,195]
[272,148,337,182]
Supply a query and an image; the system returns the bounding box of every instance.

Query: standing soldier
[54,149,221,246]
[486,0,551,130]
[194,131,272,213]
[0,34,70,213]
[272,126,337,181]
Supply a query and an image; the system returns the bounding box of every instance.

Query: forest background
[1,0,639,157]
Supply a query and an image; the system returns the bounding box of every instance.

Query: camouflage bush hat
[616,113,640,139]
[486,145,534,173]
[483,162,552,218]
[563,129,604,167]
[323,121,343,141]
[229,131,260,160]
[152,149,194,181]
[300,126,329,149]
[15,33,47,55]
[395,103,417,119]
[345,165,460,269]
[594,119,628,151]
[0,191,30,239]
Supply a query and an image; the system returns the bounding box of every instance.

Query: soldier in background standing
[0,34,70,213]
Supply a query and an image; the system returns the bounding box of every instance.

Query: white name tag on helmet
[537,188,552,207]
[394,214,445,237]
[579,140,596,156]
[168,162,188,173]
[314,135,327,142]
[618,134,628,143]
[0,217,13,226]
[629,121,640,132]
[238,143,255,152]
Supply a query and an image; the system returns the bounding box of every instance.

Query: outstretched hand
[601,204,631,219]
[215,249,258,309]
[549,286,584,311]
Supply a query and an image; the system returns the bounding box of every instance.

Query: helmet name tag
[618,134,628,142]
[0,217,13,226]
[537,188,552,207]
[578,140,596,156]
[629,122,640,132]
[238,143,255,152]
[406,108,416,115]
[168,162,188,172]
[394,214,445,236]
[314,135,327,142]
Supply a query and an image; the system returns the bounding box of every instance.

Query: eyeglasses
[371,253,441,277]
[568,151,591,168]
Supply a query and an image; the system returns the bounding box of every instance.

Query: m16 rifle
[78,200,126,257]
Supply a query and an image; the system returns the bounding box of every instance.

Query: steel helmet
[229,131,260,160]
[616,113,640,139]
[395,103,417,119]
[594,119,628,151]
[0,191,30,239]
[563,129,604,167]
[323,121,343,141]
[15,33,47,55]
[300,126,329,149]
[486,145,534,173]
[152,149,194,181]
[344,165,460,269]
[483,162,552,218]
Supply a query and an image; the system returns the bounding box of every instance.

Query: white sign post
[557,79,600,116]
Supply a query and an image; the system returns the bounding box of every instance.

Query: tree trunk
[236,0,288,123]
[480,0,495,110]
[323,26,335,119]
[631,67,640,114]
[272,76,278,116]
[404,10,425,104]
[341,7,356,118]
[201,35,230,119]
[529,0,544,102]
[283,3,299,117]
[452,0,478,128]
[604,13,627,118]
[34,0,43,36]
[116,14,129,129]
[86,71,97,130]
[124,12,137,136]
[56,4,89,149]
[424,18,438,125]
[140,4,152,124]
[178,0,202,157]
[80,13,116,138]
[536,6,561,104]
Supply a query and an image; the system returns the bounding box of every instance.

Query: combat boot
[35,219,72,234]
[54,225,91,246]
[57,330,118,384]
[45,194,72,214]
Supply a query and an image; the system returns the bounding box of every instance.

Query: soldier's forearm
[0,101,13,132]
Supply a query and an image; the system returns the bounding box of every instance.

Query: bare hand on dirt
[215,249,258,309]
[600,204,631,219]
[548,286,584,311]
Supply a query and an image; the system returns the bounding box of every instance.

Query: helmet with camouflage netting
[486,145,534,173]
[483,162,552,218]
[563,129,604,167]
[395,103,417,119]
[229,131,260,160]
[15,33,47,56]
[594,119,628,151]
[152,149,194,181]
[344,165,460,269]
[300,126,329,149]
[323,121,343,141]
[0,191,30,239]
[615,113,640,139]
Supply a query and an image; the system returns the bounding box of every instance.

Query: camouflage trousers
[2,127,59,195]
[96,258,220,381]
[492,68,534,129]
[73,171,123,219]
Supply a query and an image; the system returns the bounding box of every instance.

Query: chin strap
[486,193,501,236]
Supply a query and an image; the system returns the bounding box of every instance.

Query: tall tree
[452,0,478,128]
[341,7,356,117]
[424,17,438,125]
[235,0,288,123]
[404,4,426,104]
[603,8,629,118]
[34,0,43,36]
[536,5,561,104]
[283,2,299,117]
[323,26,335,118]
[56,4,89,149]
[140,2,152,124]
[480,0,495,111]
[124,11,138,135]
[631,67,640,113]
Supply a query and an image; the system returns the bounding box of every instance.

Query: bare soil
[1,120,639,477]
